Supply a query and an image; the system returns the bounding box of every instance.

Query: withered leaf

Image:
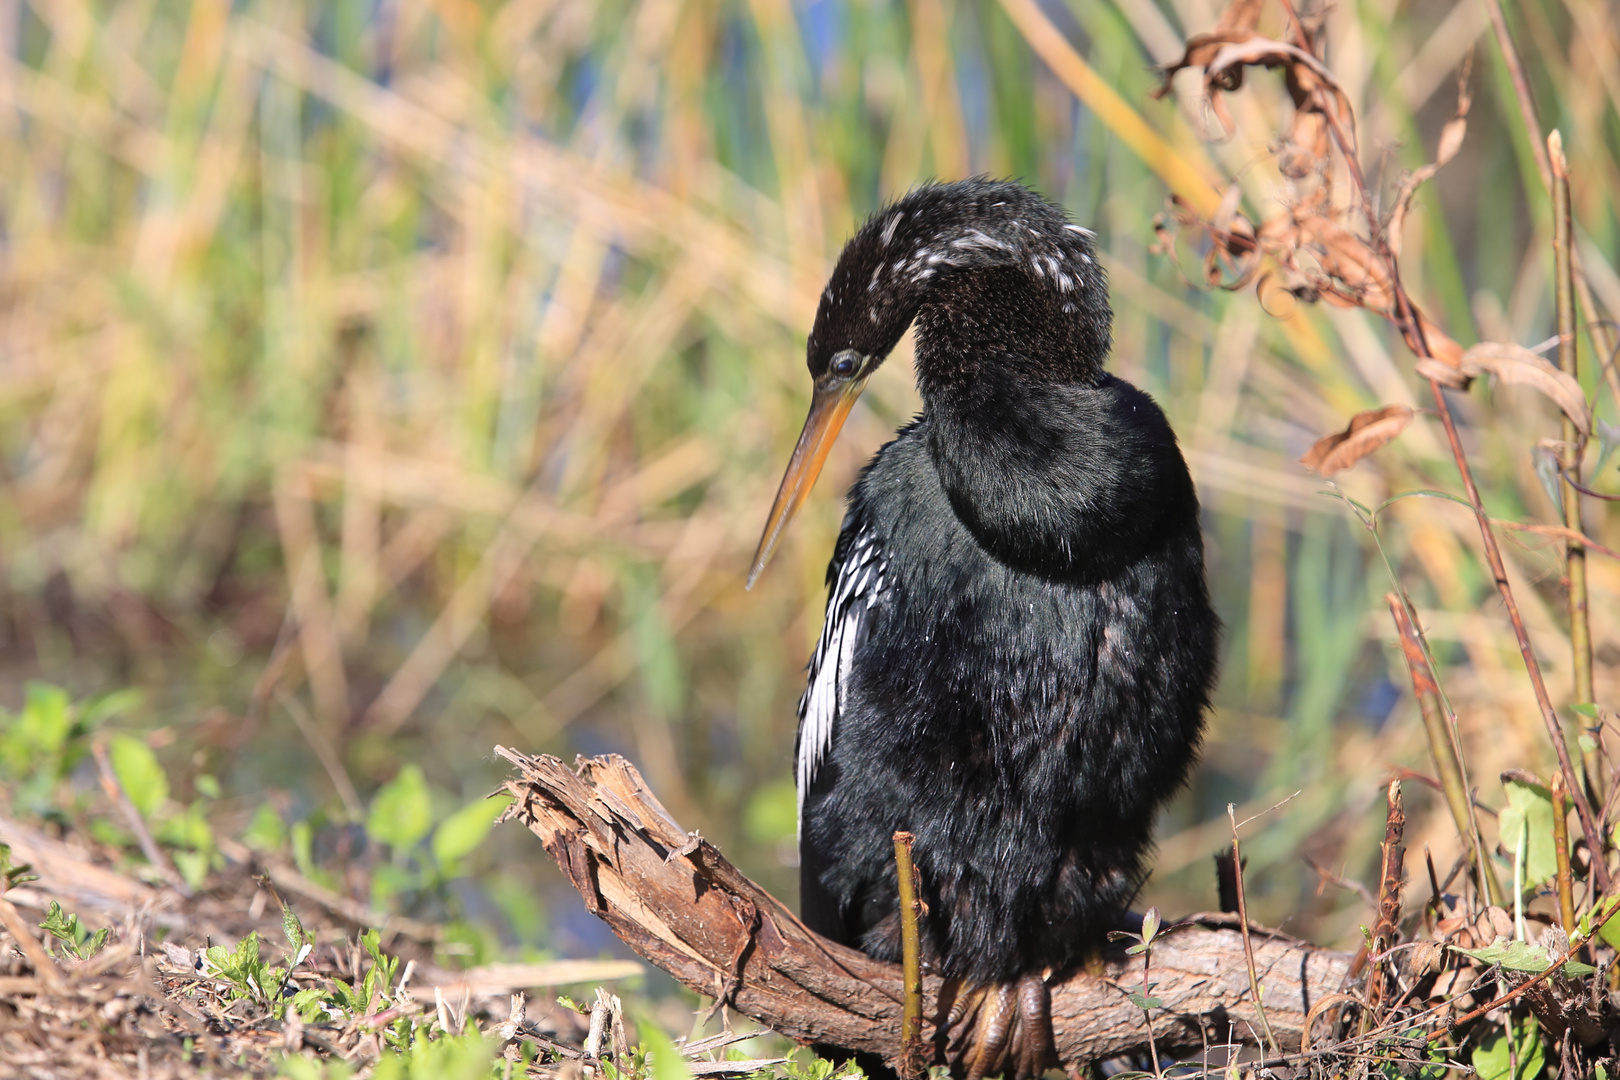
[1301,404,1415,477]
[1460,342,1592,435]
[1390,70,1472,255]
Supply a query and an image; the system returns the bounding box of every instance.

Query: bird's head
[749,178,1110,586]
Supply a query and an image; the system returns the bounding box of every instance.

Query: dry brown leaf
[1460,342,1592,435]
[1390,62,1472,256]
[1301,404,1416,476]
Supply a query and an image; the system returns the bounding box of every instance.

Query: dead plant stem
[1302,39,1608,883]
[1552,771,1577,932]
[1550,131,1600,808]
[1363,781,1405,1033]
[1227,803,1280,1055]
[1387,595,1502,905]
[893,831,924,1079]
[1421,371,1610,891]
[1386,595,1496,906]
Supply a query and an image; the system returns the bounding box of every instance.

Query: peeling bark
[497,748,1355,1068]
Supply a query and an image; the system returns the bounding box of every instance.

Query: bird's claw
[941,972,1054,1080]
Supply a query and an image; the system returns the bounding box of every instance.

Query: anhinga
[750,179,1219,1079]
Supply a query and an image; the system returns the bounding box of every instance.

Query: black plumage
[750,179,1219,1079]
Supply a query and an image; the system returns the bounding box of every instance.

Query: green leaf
[360,928,399,998]
[1127,991,1164,1010]
[1457,940,1595,976]
[1573,702,1601,720]
[1141,906,1161,944]
[1497,777,1559,886]
[366,764,433,853]
[172,849,211,890]
[0,843,37,890]
[110,734,169,818]
[1472,1018,1544,1080]
[243,803,286,852]
[84,927,110,958]
[79,689,141,730]
[39,900,80,943]
[643,1022,695,1080]
[282,901,309,954]
[20,683,73,759]
[431,795,509,868]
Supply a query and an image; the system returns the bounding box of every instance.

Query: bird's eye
[831,353,859,378]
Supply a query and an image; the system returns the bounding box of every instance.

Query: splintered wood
[496,748,1354,1070]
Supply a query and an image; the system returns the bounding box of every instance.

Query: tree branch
[496,748,1354,1069]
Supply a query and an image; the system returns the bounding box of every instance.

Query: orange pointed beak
[747,377,869,588]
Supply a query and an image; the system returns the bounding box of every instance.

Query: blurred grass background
[0,0,1618,970]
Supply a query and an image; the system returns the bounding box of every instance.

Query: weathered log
[497,747,1355,1068]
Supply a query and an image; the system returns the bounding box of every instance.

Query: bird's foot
[938,971,1053,1080]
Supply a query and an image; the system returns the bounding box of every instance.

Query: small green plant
[38,900,110,960]
[1109,906,1169,1080]
[769,1051,867,1080]
[0,843,38,892]
[204,932,289,1006]
[0,684,136,816]
[363,763,512,915]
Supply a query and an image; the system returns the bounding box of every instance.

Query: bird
[748,178,1219,1080]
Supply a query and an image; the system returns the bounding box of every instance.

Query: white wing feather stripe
[796,529,887,832]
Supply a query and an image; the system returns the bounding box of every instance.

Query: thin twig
[1302,854,1376,910]
[1421,373,1611,891]
[89,739,191,898]
[893,831,924,1080]
[277,689,364,821]
[1228,803,1279,1055]
[1558,465,1620,502]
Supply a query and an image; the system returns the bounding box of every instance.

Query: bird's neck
[911,266,1101,394]
[922,371,1194,583]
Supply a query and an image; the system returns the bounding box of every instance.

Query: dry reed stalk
[1550,131,1600,808]
[1387,593,1503,906]
[995,0,1222,215]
